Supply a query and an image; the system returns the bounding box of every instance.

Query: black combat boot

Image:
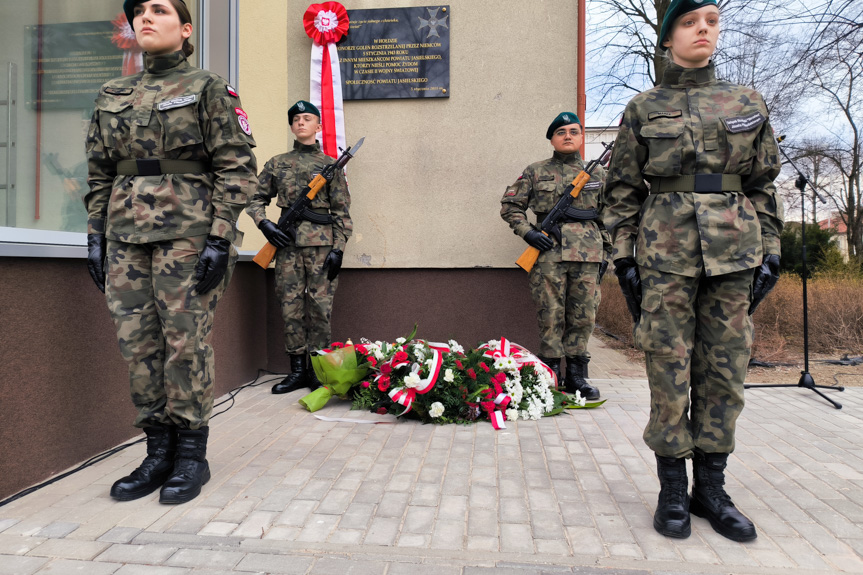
[159,427,211,504]
[690,451,757,542]
[272,354,309,394]
[564,356,600,400]
[537,355,561,387]
[110,424,177,501]
[654,455,691,538]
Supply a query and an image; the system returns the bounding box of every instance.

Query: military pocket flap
[224,191,247,205]
[535,181,557,192]
[641,122,684,139]
[641,287,662,313]
[96,94,133,114]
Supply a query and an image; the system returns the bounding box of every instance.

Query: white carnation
[448,339,464,354]
[506,408,519,421]
[404,372,422,389]
[444,368,455,383]
[429,402,445,418]
[396,337,406,344]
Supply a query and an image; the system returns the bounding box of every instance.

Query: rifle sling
[535,207,599,224]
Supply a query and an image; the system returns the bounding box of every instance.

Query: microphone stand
[744,140,844,409]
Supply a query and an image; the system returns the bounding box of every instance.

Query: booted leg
[690,452,756,542]
[565,356,599,400]
[272,354,308,394]
[110,425,177,501]
[537,355,561,388]
[159,427,211,504]
[654,455,691,538]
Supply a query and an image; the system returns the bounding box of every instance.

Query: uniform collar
[144,51,189,74]
[293,140,321,152]
[552,150,582,165]
[661,60,716,88]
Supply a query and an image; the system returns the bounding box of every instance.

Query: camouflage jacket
[246,141,352,250]
[602,61,784,277]
[85,51,257,245]
[501,151,612,263]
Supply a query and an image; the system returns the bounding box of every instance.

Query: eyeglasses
[554,129,582,137]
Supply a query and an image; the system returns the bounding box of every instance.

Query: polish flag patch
[226,84,239,97]
[235,107,252,136]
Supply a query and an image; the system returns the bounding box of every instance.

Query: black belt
[117,159,209,176]
[649,174,742,193]
[535,207,598,224]
[300,207,333,225]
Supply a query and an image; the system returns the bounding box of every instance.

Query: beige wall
[239,1,579,268]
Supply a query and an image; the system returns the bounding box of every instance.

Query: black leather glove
[194,236,232,294]
[524,228,554,252]
[87,233,107,293]
[598,259,609,282]
[749,254,780,315]
[259,219,291,249]
[614,257,642,322]
[323,249,344,281]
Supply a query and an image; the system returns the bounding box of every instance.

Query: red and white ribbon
[479,337,558,388]
[380,342,448,415]
[303,3,349,159]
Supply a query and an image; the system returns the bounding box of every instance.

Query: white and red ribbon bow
[479,337,558,388]
[381,342,448,415]
[303,2,349,159]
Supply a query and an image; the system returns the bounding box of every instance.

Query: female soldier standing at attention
[603,0,783,541]
[85,0,256,504]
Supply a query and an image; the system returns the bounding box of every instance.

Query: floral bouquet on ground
[298,343,372,412]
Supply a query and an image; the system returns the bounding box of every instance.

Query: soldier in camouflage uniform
[501,112,612,400]
[246,100,352,395]
[602,0,783,541]
[85,0,256,504]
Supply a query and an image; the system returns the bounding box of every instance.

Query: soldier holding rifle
[603,0,784,542]
[501,112,613,400]
[246,101,353,395]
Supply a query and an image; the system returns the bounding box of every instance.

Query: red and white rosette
[111,12,143,76]
[303,2,349,159]
[479,337,558,388]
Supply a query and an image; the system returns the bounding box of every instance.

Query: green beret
[288,100,321,124]
[546,112,580,140]
[659,0,718,50]
[124,0,187,30]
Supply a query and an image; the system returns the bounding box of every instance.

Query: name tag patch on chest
[723,112,766,133]
[648,110,682,120]
[104,87,133,96]
[157,94,198,111]
[583,181,602,191]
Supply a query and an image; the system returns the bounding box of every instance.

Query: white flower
[506,408,519,421]
[396,337,406,344]
[429,402,445,418]
[374,349,385,360]
[493,356,519,372]
[404,372,422,389]
[448,339,464,354]
[413,347,425,360]
[425,358,434,368]
[486,339,500,351]
[444,368,455,382]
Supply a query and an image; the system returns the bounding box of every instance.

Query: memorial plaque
[339,6,450,100]
[29,21,123,110]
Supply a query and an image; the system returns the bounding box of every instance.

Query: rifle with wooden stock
[515,141,614,272]
[253,137,365,269]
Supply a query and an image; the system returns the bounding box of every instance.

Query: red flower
[355,344,368,354]
[381,363,393,375]
[480,401,495,413]
[479,362,490,373]
[492,372,506,385]
[467,368,477,380]
[377,377,391,392]
[331,342,344,349]
[455,360,464,370]
[376,407,388,415]
[361,380,371,388]
[393,351,408,363]
[366,355,377,367]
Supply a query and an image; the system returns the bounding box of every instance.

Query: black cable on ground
[0,368,284,509]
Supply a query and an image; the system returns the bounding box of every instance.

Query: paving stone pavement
[1,337,861,574]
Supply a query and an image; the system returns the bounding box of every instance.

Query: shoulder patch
[157,94,198,111]
[235,107,252,135]
[226,85,239,98]
[104,87,133,96]
[723,112,766,134]
[648,110,682,120]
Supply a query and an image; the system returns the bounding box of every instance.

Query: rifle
[515,141,614,273]
[253,137,365,269]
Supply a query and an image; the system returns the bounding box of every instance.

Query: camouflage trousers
[105,235,236,430]
[528,260,601,359]
[635,267,755,458]
[275,245,338,354]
